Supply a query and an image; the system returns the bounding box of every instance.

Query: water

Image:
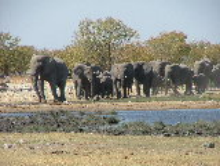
[0,112,34,117]
[1,109,220,125]
[116,109,220,125]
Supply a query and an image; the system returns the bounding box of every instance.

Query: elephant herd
[29,55,220,103]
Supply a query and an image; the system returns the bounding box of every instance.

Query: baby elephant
[29,54,68,103]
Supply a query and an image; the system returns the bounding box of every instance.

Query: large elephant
[149,61,171,95]
[194,58,213,77]
[72,64,102,100]
[111,63,134,98]
[165,64,193,95]
[29,55,68,103]
[133,62,154,97]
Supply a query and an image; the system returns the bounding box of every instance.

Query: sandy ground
[1,77,220,113]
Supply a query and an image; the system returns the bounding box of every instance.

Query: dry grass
[0,133,219,166]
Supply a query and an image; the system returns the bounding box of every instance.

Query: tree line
[1,17,220,75]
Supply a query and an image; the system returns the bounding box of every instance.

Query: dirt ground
[1,76,220,113]
[0,133,220,166]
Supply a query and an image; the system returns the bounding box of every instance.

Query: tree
[53,46,85,70]
[188,41,220,66]
[73,17,139,69]
[114,42,153,63]
[204,44,220,64]
[13,46,35,74]
[0,32,20,75]
[0,32,35,75]
[146,31,191,64]
[188,41,210,66]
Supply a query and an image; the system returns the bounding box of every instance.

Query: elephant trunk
[31,75,38,93]
[31,75,41,102]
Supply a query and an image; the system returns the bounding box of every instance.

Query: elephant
[194,58,213,77]
[133,62,155,97]
[84,64,103,99]
[97,71,113,98]
[149,61,171,94]
[111,63,134,98]
[72,64,102,100]
[72,64,91,100]
[211,64,220,88]
[149,61,171,77]
[165,64,193,95]
[29,54,68,103]
[193,73,209,94]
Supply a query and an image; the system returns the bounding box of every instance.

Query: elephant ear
[73,65,85,76]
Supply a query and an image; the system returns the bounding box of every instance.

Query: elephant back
[165,64,193,85]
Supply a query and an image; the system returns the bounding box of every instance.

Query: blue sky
[0,0,220,49]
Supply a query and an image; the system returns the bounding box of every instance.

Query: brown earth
[1,76,220,113]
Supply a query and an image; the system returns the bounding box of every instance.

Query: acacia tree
[146,31,191,64]
[73,17,139,69]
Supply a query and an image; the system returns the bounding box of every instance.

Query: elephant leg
[114,80,121,99]
[32,76,44,103]
[143,84,150,97]
[38,79,46,103]
[74,80,78,98]
[172,85,180,95]
[101,85,105,98]
[90,81,94,98]
[165,84,169,95]
[185,83,193,95]
[113,80,117,98]
[135,80,141,96]
[76,81,82,99]
[33,79,41,102]
[84,84,90,100]
[165,80,173,95]
[49,82,59,102]
[122,86,127,98]
[58,82,66,102]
